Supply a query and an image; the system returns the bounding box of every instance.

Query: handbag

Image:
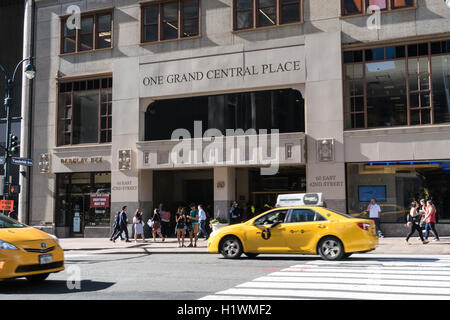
[147,219,153,228]
[153,221,161,230]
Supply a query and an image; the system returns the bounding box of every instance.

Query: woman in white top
[133,209,145,243]
[405,201,428,245]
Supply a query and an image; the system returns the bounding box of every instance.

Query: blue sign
[11,157,33,167]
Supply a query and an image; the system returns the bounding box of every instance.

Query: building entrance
[153,169,214,234]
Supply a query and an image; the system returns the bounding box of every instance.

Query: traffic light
[9,184,20,194]
[10,135,19,154]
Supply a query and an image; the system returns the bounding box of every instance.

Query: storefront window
[347,162,450,223]
[56,172,111,235]
[344,41,450,129]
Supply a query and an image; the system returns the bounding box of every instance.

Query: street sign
[11,157,33,166]
[0,200,14,211]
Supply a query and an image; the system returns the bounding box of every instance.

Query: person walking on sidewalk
[112,206,131,243]
[110,211,123,241]
[175,207,187,247]
[229,201,242,225]
[159,203,171,239]
[133,209,145,243]
[188,203,199,247]
[405,201,429,245]
[151,208,165,242]
[424,200,440,242]
[367,199,384,238]
[197,204,209,240]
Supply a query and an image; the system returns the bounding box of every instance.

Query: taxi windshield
[0,215,25,228]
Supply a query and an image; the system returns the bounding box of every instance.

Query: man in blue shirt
[197,204,209,240]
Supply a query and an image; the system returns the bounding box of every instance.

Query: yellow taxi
[0,214,64,282]
[208,194,378,260]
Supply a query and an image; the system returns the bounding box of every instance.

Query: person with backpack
[405,201,429,245]
[110,211,122,241]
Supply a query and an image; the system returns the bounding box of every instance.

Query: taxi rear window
[326,209,355,219]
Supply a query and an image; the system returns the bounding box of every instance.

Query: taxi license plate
[39,254,53,265]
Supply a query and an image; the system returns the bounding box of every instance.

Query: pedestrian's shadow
[0,279,114,295]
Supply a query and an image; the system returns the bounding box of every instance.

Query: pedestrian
[205,204,213,235]
[112,206,131,243]
[175,207,187,247]
[133,209,145,243]
[424,200,440,241]
[110,211,123,241]
[7,210,18,220]
[197,204,209,240]
[188,203,199,247]
[151,208,165,242]
[229,201,242,225]
[405,201,429,245]
[367,198,384,238]
[159,203,171,239]
[418,199,427,233]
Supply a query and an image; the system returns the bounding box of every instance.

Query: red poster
[90,193,110,208]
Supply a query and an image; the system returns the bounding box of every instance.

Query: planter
[211,223,228,232]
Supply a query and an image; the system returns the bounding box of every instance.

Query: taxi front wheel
[318,236,345,261]
[220,236,243,259]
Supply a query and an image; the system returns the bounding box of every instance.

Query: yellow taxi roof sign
[276,193,324,207]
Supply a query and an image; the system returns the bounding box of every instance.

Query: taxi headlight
[210,230,220,238]
[0,240,18,250]
[49,234,61,247]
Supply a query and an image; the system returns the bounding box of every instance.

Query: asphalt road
[1,252,450,301]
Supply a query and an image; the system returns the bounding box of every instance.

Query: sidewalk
[60,237,450,256]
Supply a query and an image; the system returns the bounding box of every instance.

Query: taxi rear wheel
[220,236,243,259]
[318,236,344,261]
[26,273,50,282]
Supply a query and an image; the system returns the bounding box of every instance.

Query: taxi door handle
[317,225,327,229]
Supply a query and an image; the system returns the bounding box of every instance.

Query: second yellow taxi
[208,193,378,260]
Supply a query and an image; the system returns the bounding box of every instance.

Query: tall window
[58,77,112,146]
[61,10,113,54]
[342,0,415,16]
[344,40,450,129]
[141,0,200,43]
[233,0,302,31]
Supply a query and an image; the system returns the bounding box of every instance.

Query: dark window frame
[341,0,416,17]
[57,76,113,146]
[141,0,200,44]
[343,40,450,130]
[233,0,303,31]
[60,9,113,54]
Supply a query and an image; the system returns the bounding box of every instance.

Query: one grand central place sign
[139,44,306,98]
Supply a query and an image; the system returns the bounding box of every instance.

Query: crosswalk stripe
[201,256,450,300]
[212,288,450,300]
[198,295,299,300]
[235,281,450,295]
[281,267,450,276]
[268,271,450,281]
[252,276,450,288]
